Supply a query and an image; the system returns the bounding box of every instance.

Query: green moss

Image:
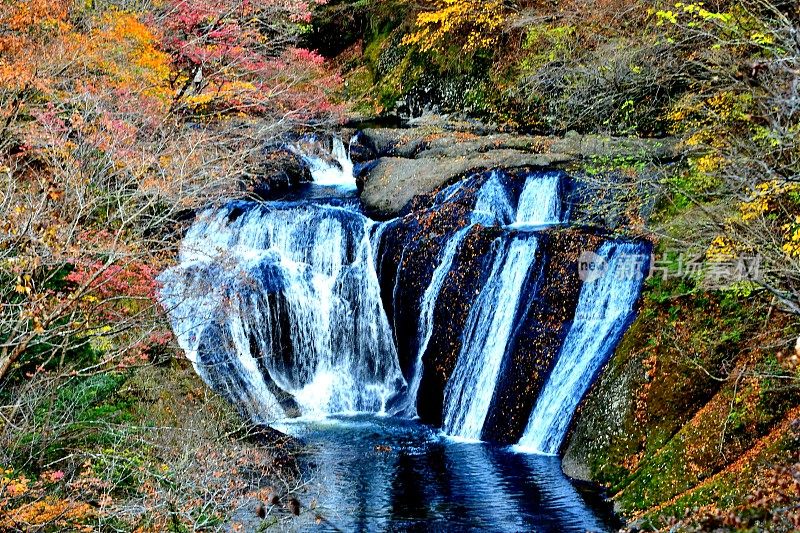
[619,437,692,511]
[570,274,789,518]
[662,163,724,212]
[377,52,421,109]
[520,24,578,71]
[342,66,377,113]
[7,372,136,470]
[364,29,391,69]
[639,426,799,525]
[584,153,649,176]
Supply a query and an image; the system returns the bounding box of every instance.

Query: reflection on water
[275,416,618,532]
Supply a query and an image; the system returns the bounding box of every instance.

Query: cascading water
[472,171,515,225]
[516,241,649,454]
[291,136,357,190]
[160,145,644,452]
[401,224,470,417]
[442,235,540,440]
[401,170,566,418]
[159,201,405,420]
[157,139,645,530]
[512,170,564,226]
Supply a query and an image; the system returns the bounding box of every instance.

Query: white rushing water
[400,225,472,417]
[159,159,645,454]
[472,171,515,225]
[293,136,357,190]
[159,202,405,421]
[512,171,563,226]
[403,170,564,417]
[442,235,540,440]
[516,241,648,454]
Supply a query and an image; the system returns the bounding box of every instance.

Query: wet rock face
[371,169,622,442]
[374,171,520,424]
[247,147,312,199]
[374,176,495,382]
[560,350,644,482]
[347,130,379,164]
[415,225,502,425]
[559,285,789,517]
[482,230,605,444]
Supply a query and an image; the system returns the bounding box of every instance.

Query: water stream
[159,137,646,531]
[275,416,619,532]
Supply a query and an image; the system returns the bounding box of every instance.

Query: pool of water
[275,415,619,532]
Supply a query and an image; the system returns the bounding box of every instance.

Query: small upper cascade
[291,136,357,190]
[442,235,540,440]
[423,169,565,228]
[511,171,565,227]
[516,241,649,454]
[159,201,405,421]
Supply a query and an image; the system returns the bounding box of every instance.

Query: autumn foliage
[402,0,508,53]
[0,0,342,383]
[0,2,340,527]
[161,0,339,117]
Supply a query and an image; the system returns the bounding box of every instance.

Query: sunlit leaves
[402,0,508,54]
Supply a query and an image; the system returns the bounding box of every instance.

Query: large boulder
[355,123,683,217]
[247,148,312,199]
[549,130,682,161]
[360,152,571,217]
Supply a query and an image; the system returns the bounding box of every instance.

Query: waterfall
[159,201,405,420]
[442,235,540,440]
[291,136,357,190]
[472,171,515,225]
[159,158,646,449]
[402,171,561,417]
[512,171,564,226]
[516,241,649,454]
[401,225,471,417]
[369,219,393,271]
